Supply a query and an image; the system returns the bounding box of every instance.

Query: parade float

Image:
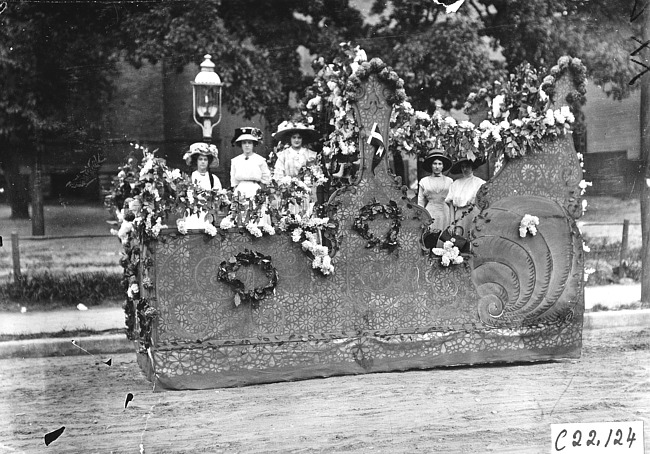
[109,48,588,391]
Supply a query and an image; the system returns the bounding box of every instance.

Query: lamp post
[191,54,223,142]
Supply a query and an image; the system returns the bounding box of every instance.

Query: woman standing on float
[230,127,271,198]
[445,157,485,237]
[182,142,222,229]
[271,121,319,179]
[417,151,453,233]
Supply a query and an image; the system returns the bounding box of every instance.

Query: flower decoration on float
[217,249,278,307]
[352,199,402,253]
[431,239,464,267]
[300,42,410,181]
[463,56,586,160]
[519,214,540,238]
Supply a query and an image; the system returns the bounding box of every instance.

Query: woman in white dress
[182,142,221,229]
[445,158,485,237]
[418,152,453,233]
[230,127,271,198]
[271,121,319,180]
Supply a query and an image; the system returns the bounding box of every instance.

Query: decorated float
[109,47,588,391]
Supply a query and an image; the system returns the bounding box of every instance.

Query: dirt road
[0,325,648,453]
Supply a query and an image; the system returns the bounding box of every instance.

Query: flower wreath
[217,249,278,307]
[352,199,402,253]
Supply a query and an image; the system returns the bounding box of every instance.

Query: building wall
[582,81,642,196]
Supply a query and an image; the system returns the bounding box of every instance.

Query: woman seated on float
[417,151,453,246]
[182,142,222,229]
[445,157,485,239]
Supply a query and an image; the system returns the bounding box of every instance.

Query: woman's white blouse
[273,147,317,179]
[191,170,222,191]
[445,175,485,208]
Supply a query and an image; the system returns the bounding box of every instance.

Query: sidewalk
[0,284,647,359]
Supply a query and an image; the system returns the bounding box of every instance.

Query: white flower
[261,224,276,235]
[512,119,523,128]
[116,220,133,245]
[459,120,475,130]
[492,94,504,118]
[539,88,548,102]
[498,120,510,130]
[292,227,303,242]
[582,198,588,214]
[582,241,591,252]
[353,46,367,62]
[444,116,457,127]
[553,108,566,124]
[306,95,322,110]
[415,111,431,121]
[150,218,167,238]
[544,109,555,126]
[219,216,235,230]
[519,214,540,237]
[245,222,263,238]
[479,120,493,130]
[578,179,592,195]
[560,105,575,123]
[204,224,218,237]
[431,239,463,267]
[127,283,140,298]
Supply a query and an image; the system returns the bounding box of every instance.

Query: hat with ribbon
[272,121,319,144]
[183,142,219,166]
[422,151,452,173]
[231,127,263,146]
[449,157,485,175]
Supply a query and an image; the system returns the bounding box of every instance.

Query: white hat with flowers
[272,120,319,144]
[183,142,219,166]
[231,126,264,145]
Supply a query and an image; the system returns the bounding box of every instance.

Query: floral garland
[217,249,278,307]
[301,43,410,181]
[352,199,402,253]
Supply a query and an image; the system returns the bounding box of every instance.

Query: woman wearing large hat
[418,151,453,235]
[445,157,486,238]
[230,126,271,198]
[180,142,222,230]
[271,120,319,180]
[183,142,222,191]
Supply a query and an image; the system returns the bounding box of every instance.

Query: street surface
[0,325,648,453]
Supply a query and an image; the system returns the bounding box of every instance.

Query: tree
[0,2,122,228]
[117,0,365,126]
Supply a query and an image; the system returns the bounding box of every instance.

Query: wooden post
[11,232,21,283]
[31,142,45,236]
[619,219,630,278]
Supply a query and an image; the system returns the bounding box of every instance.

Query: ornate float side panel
[140,73,584,391]
[471,71,585,329]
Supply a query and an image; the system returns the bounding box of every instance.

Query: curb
[0,310,649,360]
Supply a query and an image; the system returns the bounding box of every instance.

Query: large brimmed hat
[231,126,263,145]
[422,152,452,173]
[272,121,319,144]
[449,157,485,175]
[183,142,219,166]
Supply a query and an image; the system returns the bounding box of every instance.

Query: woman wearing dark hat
[418,152,453,234]
[271,121,319,180]
[445,157,485,237]
[230,127,271,198]
[183,142,222,191]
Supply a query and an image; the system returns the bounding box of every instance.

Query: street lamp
[191,54,223,142]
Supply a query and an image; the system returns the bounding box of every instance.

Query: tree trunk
[31,142,45,236]
[640,7,650,307]
[1,139,30,219]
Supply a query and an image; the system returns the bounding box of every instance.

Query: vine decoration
[217,249,279,307]
[352,199,403,253]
